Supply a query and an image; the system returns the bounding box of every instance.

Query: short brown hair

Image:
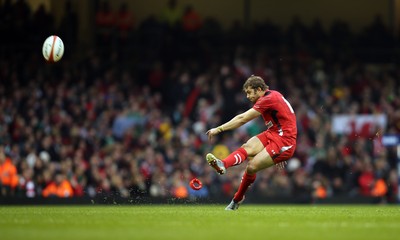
[243,75,268,91]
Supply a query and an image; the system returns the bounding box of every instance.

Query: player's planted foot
[225,197,245,211]
[206,153,226,175]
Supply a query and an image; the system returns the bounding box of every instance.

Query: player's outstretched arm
[206,108,260,140]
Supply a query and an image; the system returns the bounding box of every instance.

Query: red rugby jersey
[252,90,297,140]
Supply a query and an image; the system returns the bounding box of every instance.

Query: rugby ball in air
[42,35,64,62]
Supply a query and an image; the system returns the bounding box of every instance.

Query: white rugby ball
[42,35,64,62]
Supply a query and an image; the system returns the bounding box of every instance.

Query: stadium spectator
[311,179,328,200]
[0,147,19,196]
[42,173,74,198]
[95,1,115,47]
[180,4,202,59]
[160,0,183,29]
[182,5,202,32]
[115,2,135,43]
[171,171,189,199]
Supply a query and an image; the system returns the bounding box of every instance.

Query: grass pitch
[1,204,399,240]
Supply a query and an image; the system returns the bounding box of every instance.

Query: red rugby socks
[222,147,254,203]
[223,147,248,168]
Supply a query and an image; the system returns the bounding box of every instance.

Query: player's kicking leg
[226,148,274,210]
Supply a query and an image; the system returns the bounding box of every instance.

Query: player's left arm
[206,108,261,140]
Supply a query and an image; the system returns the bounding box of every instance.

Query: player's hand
[275,161,287,171]
[206,128,221,140]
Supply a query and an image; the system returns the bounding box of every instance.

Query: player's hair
[243,75,269,91]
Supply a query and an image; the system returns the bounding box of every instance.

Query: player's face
[244,87,260,103]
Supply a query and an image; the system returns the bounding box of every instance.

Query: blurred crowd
[0,0,399,203]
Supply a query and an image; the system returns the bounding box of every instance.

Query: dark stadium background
[0,0,399,205]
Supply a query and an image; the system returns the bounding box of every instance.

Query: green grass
[0,205,399,240]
